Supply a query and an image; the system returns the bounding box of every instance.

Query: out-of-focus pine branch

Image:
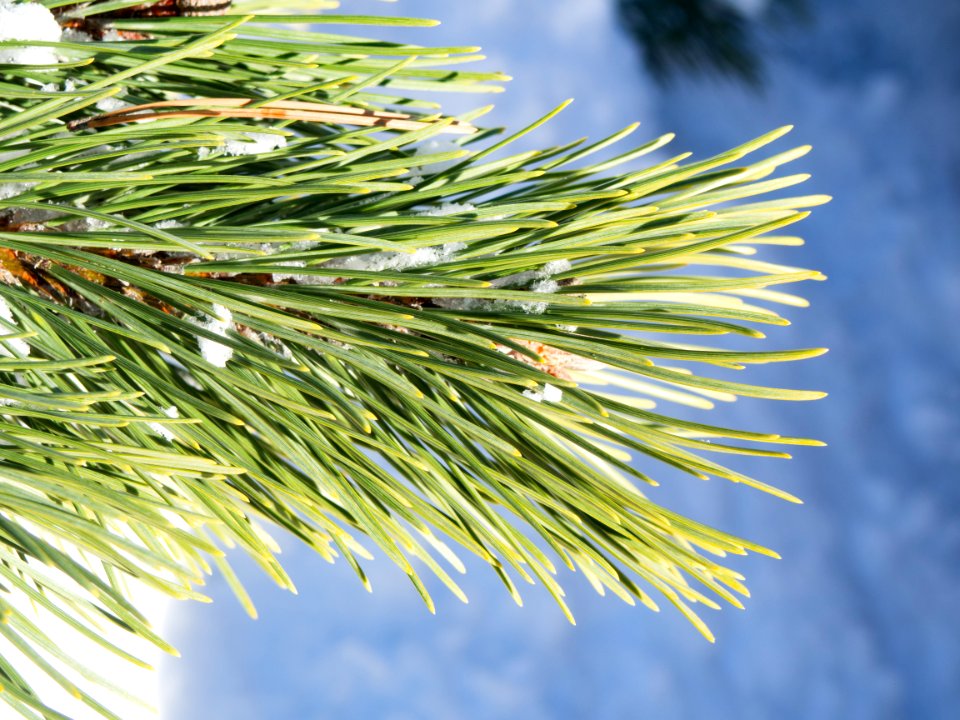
[617,0,811,86]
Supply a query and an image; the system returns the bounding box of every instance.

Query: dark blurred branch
[616,0,810,86]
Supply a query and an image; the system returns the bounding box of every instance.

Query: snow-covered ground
[161,1,960,718]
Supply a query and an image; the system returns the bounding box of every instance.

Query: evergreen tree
[0,1,826,716]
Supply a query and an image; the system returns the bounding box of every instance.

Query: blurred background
[161,1,960,718]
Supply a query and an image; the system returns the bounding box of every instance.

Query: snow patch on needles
[326,243,465,273]
[0,182,33,201]
[271,260,308,282]
[415,202,476,217]
[542,384,563,402]
[61,216,113,232]
[198,132,287,159]
[59,27,93,43]
[37,78,86,95]
[532,278,560,294]
[148,406,180,442]
[498,259,571,313]
[0,297,30,358]
[211,242,271,261]
[60,26,122,43]
[523,384,563,403]
[96,97,129,113]
[153,220,184,230]
[541,260,573,276]
[436,258,572,314]
[195,305,234,367]
[490,260,571,291]
[0,2,62,66]
[0,145,29,165]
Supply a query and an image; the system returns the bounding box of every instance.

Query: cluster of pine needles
[0,1,826,717]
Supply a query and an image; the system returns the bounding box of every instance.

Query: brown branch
[69,97,478,134]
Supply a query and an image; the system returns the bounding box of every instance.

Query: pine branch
[0,1,827,716]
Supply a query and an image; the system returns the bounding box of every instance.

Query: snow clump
[195,304,234,367]
[148,406,180,442]
[0,296,30,357]
[198,132,287,159]
[325,243,465,274]
[434,258,572,314]
[0,2,62,66]
[523,384,563,403]
[96,97,129,113]
[415,202,476,217]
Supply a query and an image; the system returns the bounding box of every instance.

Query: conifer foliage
[0,1,826,716]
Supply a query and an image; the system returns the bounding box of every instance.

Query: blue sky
[161,1,960,718]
